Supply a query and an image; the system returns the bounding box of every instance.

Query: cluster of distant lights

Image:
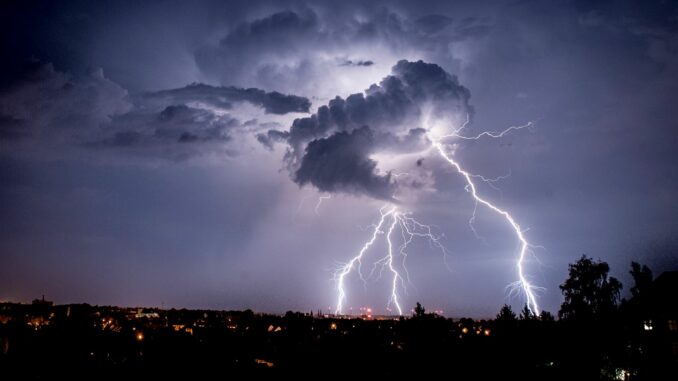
[325,306,443,319]
[331,115,542,317]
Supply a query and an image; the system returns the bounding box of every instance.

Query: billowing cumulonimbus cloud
[0,62,310,160]
[295,126,395,200]
[264,59,472,200]
[195,7,490,99]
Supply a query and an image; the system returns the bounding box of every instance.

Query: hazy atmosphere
[1,0,677,317]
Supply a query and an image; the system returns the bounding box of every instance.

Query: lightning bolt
[467,171,512,243]
[334,207,448,316]
[470,169,512,197]
[334,206,395,315]
[440,121,533,140]
[315,194,331,214]
[384,213,403,315]
[431,120,541,315]
[332,116,541,316]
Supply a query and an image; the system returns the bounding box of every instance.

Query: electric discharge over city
[332,117,541,316]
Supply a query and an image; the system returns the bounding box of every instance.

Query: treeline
[0,256,674,379]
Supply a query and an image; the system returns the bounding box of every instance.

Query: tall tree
[413,302,426,317]
[559,255,622,320]
[496,304,517,322]
[539,310,555,322]
[629,261,653,298]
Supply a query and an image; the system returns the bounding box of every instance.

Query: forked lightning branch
[333,120,541,316]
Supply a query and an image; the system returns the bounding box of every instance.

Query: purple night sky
[1,0,677,317]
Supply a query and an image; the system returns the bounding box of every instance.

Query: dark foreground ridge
[1,260,677,379]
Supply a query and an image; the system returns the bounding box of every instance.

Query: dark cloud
[179,132,199,143]
[0,62,309,160]
[0,63,130,143]
[267,59,471,199]
[256,129,289,151]
[96,104,235,150]
[193,6,488,98]
[149,104,237,144]
[295,126,395,200]
[143,83,311,115]
[284,60,471,155]
[225,9,318,42]
[339,59,374,67]
[195,8,322,92]
[292,125,430,200]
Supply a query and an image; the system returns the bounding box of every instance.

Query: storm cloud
[194,6,490,99]
[295,126,395,200]
[0,63,130,143]
[2,0,678,316]
[142,83,311,115]
[267,59,471,200]
[0,62,310,160]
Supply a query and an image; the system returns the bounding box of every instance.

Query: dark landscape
[2,258,676,379]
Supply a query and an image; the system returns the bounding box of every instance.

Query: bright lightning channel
[334,207,448,316]
[334,206,394,316]
[431,120,541,315]
[384,212,402,315]
[332,119,540,316]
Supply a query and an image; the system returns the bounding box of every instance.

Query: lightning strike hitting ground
[334,206,395,315]
[385,214,403,315]
[334,207,449,316]
[431,120,541,315]
[332,118,540,316]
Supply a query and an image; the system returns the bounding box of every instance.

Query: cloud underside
[0,59,471,201]
[264,59,472,200]
[194,7,490,99]
[0,63,310,160]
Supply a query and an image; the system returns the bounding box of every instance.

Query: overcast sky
[1,0,677,317]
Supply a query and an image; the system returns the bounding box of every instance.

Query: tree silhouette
[629,261,652,298]
[519,304,535,320]
[496,304,516,322]
[413,302,426,317]
[559,255,622,320]
[538,310,555,322]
